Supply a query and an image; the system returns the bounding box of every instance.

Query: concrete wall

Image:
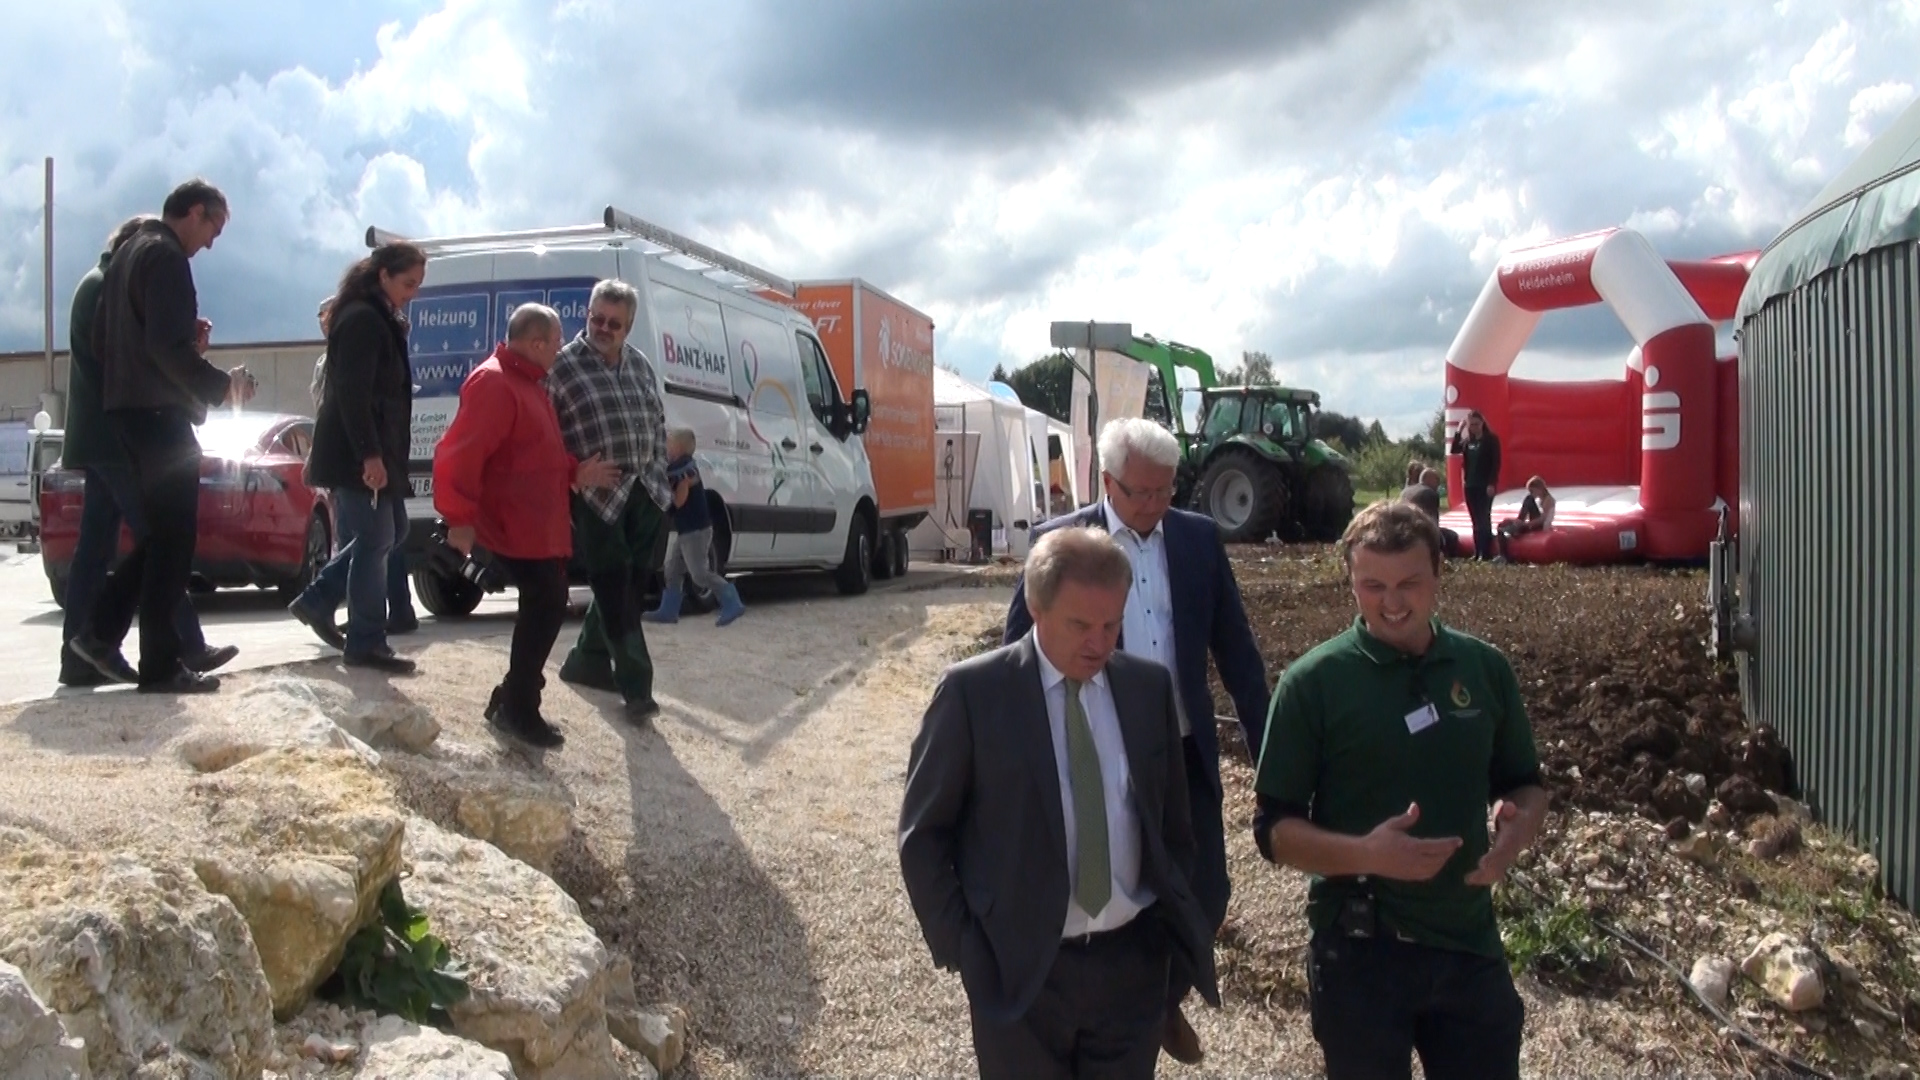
[0,341,327,426]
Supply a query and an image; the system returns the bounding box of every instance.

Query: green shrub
[320,879,470,1027]
[1496,887,1614,987]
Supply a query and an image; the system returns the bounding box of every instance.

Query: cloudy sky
[1,0,1913,434]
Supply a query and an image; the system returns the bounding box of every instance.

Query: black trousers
[971,913,1172,1080]
[1465,487,1496,559]
[1169,734,1228,1009]
[89,408,203,683]
[1306,931,1524,1080]
[495,556,569,714]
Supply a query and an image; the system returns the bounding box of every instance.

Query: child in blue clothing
[644,428,745,626]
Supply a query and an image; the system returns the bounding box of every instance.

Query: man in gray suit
[900,526,1219,1079]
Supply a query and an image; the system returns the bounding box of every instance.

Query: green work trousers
[560,493,667,704]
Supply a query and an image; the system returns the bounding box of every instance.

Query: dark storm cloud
[735,0,1399,142]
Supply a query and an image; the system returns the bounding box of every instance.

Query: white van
[371,209,877,617]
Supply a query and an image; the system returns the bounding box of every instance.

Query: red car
[37,412,333,607]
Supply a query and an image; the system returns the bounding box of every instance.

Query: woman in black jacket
[1450,409,1502,560]
[289,242,426,673]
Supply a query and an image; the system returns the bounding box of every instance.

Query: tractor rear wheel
[1196,448,1289,543]
[1303,465,1356,542]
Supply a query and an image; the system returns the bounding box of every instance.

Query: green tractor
[1122,335,1355,543]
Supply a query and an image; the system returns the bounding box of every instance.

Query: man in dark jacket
[56,215,234,687]
[903,526,1218,1078]
[1003,418,1269,1066]
[68,180,255,694]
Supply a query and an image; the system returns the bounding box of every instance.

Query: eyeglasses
[588,315,627,331]
[1107,475,1178,502]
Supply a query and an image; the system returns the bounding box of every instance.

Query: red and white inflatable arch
[1440,228,1755,563]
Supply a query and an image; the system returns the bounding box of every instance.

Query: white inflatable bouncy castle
[1440,228,1756,563]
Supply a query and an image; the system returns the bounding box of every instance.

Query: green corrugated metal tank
[1714,95,1920,909]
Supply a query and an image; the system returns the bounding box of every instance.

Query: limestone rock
[188,749,405,1018]
[0,828,274,1079]
[177,713,378,773]
[0,958,90,1080]
[231,677,439,755]
[605,956,688,1074]
[1741,933,1826,1012]
[357,1014,515,1079]
[1674,833,1719,867]
[453,774,575,872]
[403,817,619,1079]
[1688,954,1735,1011]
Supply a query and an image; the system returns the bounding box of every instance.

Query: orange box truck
[764,280,935,578]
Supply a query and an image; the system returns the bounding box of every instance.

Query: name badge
[1405,702,1440,735]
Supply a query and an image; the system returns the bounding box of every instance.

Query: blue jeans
[61,463,205,666]
[305,491,415,625]
[306,488,397,655]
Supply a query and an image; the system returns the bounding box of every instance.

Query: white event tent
[909,368,1082,561]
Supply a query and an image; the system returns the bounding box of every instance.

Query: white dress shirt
[1102,500,1186,736]
[1034,635,1155,937]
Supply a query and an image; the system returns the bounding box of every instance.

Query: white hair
[1097,417,1181,476]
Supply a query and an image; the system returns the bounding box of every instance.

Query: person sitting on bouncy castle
[1495,477,1555,562]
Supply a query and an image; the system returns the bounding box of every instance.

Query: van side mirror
[850,390,872,435]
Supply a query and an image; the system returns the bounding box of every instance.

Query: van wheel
[414,566,484,618]
[835,513,873,595]
[47,571,67,608]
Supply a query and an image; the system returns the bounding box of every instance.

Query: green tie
[1064,679,1112,916]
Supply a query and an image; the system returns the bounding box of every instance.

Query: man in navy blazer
[1005,417,1270,1065]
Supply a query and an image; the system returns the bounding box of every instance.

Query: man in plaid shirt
[547,278,673,721]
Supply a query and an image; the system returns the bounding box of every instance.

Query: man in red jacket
[434,304,618,747]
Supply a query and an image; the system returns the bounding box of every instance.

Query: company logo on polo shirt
[1450,681,1472,708]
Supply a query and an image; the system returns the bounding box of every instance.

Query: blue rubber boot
[715,581,746,627]
[641,586,683,624]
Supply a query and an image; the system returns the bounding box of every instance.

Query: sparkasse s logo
[1642,364,1680,451]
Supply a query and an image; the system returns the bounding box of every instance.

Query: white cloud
[0,0,1916,438]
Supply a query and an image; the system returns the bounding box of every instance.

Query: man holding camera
[434,303,618,747]
[1253,500,1547,1079]
[69,179,256,694]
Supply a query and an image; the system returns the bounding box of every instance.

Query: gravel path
[513,583,1692,1079]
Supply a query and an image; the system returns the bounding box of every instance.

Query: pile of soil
[1216,548,1791,828]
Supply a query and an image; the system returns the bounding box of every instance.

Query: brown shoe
[1162,1004,1204,1065]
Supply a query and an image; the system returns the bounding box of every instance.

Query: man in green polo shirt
[1253,500,1548,1079]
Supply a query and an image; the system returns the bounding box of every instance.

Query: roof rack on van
[363,205,797,297]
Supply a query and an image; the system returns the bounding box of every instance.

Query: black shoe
[344,650,417,675]
[137,666,221,695]
[183,643,240,674]
[58,665,111,688]
[558,662,619,694]
[484,686,504,722]
[68,636,139,684]
[490,704,565,749]
[624,698,661,724]
[388,614,421,635]
[288,600,346,651]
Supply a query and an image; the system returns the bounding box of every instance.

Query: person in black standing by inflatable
[1450,411,1502,560]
